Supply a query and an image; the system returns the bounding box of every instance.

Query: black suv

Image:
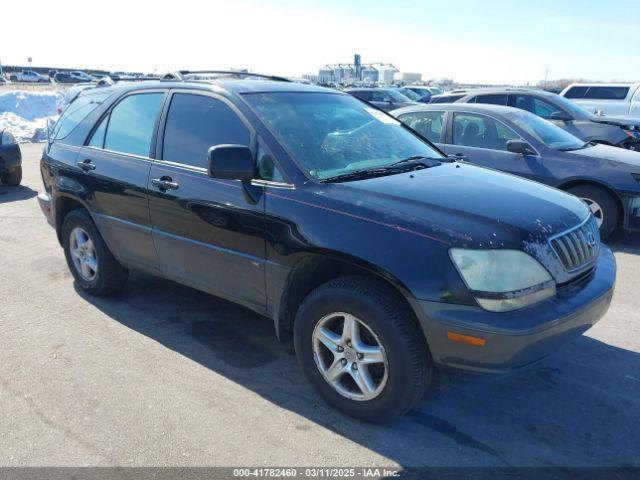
[38,74,615,421]
[431,88,640,150]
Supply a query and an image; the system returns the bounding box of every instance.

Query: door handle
[151,176,179,191]
[77,159,96,171]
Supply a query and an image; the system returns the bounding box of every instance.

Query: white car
[560,83,640,117]
[10,69,50,83]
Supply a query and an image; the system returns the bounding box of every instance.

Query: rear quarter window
[53,91,110,140]
[563,86,588,99]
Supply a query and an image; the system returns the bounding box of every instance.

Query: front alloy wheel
[294,276,432,422]
[581,197,604,228]
[567,185,617,239]
[313,312,388,401]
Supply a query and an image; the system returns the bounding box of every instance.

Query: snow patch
[0,90,64,142]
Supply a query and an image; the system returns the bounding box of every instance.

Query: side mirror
[507,140,536,155]
[207,144,255,181]
[550,111,573,122]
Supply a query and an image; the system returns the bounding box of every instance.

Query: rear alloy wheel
[294,276,432,422]
[69,227,99,282]
[62,209,129,296]
[567,185,617,239]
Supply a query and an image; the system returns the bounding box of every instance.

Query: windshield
[385,89,412,102]
[244,92,442,180]
[504,110,586,150]
[399,88,421,101]
[410,88,430,97]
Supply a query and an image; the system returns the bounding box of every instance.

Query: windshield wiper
[558,142,592,152]
[389,155,443,168]
[321,156,442,183]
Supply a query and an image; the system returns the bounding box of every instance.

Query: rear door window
[53,91,110,140]
[104,93,164,157]
[398,111,445,143]
[161,93,251,169]
[584,86,630,100]
[512,95,557,119]
[452,113,519,151]
[352,91,371,101]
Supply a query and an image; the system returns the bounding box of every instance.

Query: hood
[590,115,640,128]
[568,143,640,168]
[324,162,589,249]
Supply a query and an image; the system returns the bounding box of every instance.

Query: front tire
[567,185,617,239]
[62,209,129,296]
[1,166,22,186]
[294,276,432,422]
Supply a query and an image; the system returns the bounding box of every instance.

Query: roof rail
[95,76,115,87]
[161,71,183,81]
[178,70,291,82]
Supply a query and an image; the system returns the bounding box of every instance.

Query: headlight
[450,249,556,312]
[1,129,17,146]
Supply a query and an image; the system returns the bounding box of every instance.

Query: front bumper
[413,246,616,373]
[623,195,640,231]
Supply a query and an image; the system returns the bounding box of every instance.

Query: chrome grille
[550,216,600,272]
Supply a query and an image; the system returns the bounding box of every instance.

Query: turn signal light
[447,331,486,347]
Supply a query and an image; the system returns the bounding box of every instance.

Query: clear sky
[2,0,639,84]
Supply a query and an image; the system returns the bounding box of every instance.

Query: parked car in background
[54,71,94,84]
[560,83,640,117]
[38,77,615,421]
[393,103,640,238]
[431,88,640,151]
[0,129,22,186]
[345,87,418,111]
[9,70,50,83]
[0,76,9,85]
[55,84,98,114]
[397,86,431,103]
[407,85,443,97]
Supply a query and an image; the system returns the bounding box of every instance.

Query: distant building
[318,66,335,84]
[394,72,422,84]
[361,65,379,83]
[318,60,398,85]
[376,64,399,84]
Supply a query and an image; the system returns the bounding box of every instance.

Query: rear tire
[294,276,432,422]
[1,166,22,186]
[62,209,129,296]
[567,185,617,239]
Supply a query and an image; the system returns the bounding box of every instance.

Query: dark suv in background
[431,88,640,150]
[38,74,615,421]
[0,129,22,186]
[345,87,418,111]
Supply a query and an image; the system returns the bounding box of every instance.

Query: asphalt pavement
[1,143,639,469]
